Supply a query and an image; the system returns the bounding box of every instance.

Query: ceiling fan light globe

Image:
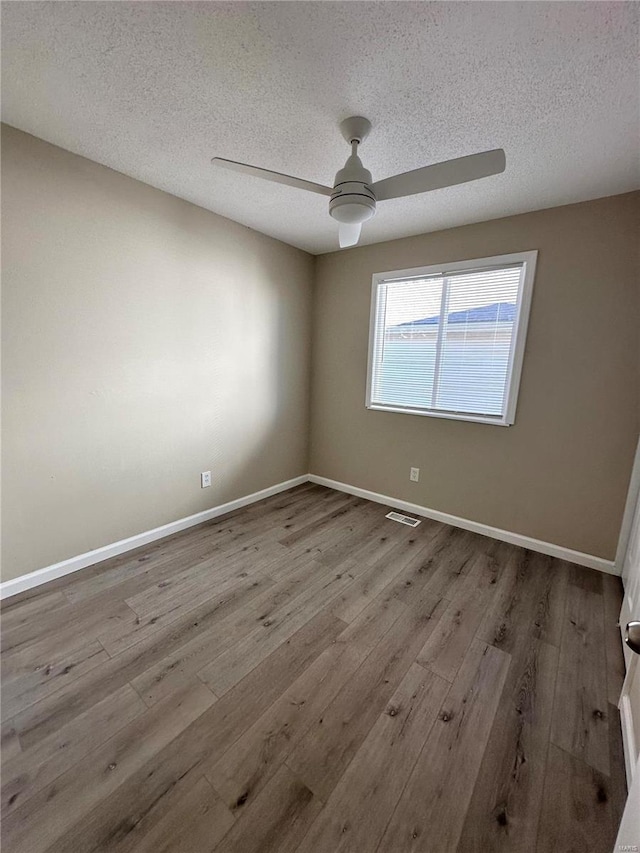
[329,201,375,224]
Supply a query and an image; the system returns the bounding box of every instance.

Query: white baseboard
[1,470,619,601]
[0,475,308,600]
[308,474,618,576]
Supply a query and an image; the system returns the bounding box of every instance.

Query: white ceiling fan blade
[212,157,333,197]
[338,221,362,248]
[372,149,506,202]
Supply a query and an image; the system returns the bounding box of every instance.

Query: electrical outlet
[201,471,212,488]
[410,467,420,482]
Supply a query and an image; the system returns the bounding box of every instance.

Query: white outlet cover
[201,471,212,488]
[410,467,420,482]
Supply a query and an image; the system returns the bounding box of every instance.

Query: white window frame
[365,250,538,426]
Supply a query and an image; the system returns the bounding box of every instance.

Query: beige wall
[310,193,640,560]
[1,125,314,581]
[2,124,638,582]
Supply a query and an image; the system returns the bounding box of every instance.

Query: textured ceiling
[2,1,639,254]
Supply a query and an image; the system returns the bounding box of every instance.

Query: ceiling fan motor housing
[329,152,376,224]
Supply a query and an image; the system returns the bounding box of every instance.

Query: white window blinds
[367,253,537,425]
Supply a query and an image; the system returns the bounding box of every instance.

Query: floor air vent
[385,511,421,527]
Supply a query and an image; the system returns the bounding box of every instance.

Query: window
[366,251,537,426]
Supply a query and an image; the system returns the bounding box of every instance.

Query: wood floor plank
[286,593,446,801]
[9,570,272,748]
[281,500,404,568]
[550,582,609,774]
[204,592,404,814]
[102,774,235,853]
[530,556,569,648]
[313,501,423,570]
[53,523,279,624]
[477,548,563,656]
[39,609,345,853]
[213,764,322,853]
[463,539,507,592]
[60,533,229,605]
[316,519,407,576]
[262,487,356,538]
[330,532,433,623]
[97,572,273,657]
[386,525,482,604]
[377,639,511,853]
[205,639,366,813]
[121,536,283,620]
[536,744,621,853]
[417,595,485,682]
[296,662,450,853]
[1,576,87,608]
[416,548,504,682]
[1,684,146,816]
[606,702,629,834]
[133,558,338,706]
[602,574,625,706]
[0,597,133,659]
[197,560,360,696]
[457,639,559,853]
[2,620,109,676]
[277,495,363,548]
[1,639,110,719]
[0,724,21,764]
[0,592,68,634]
[236,483,332,527]
[1,682,216,853]
[568,562,604,594]
[334,590,407,654]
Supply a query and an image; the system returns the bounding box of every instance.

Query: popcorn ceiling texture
[2,1,639,254]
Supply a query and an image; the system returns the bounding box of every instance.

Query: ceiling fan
[212,117,505,249]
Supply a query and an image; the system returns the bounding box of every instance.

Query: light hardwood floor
[0,483,628,852]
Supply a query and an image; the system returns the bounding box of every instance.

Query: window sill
[366,403,512,426]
